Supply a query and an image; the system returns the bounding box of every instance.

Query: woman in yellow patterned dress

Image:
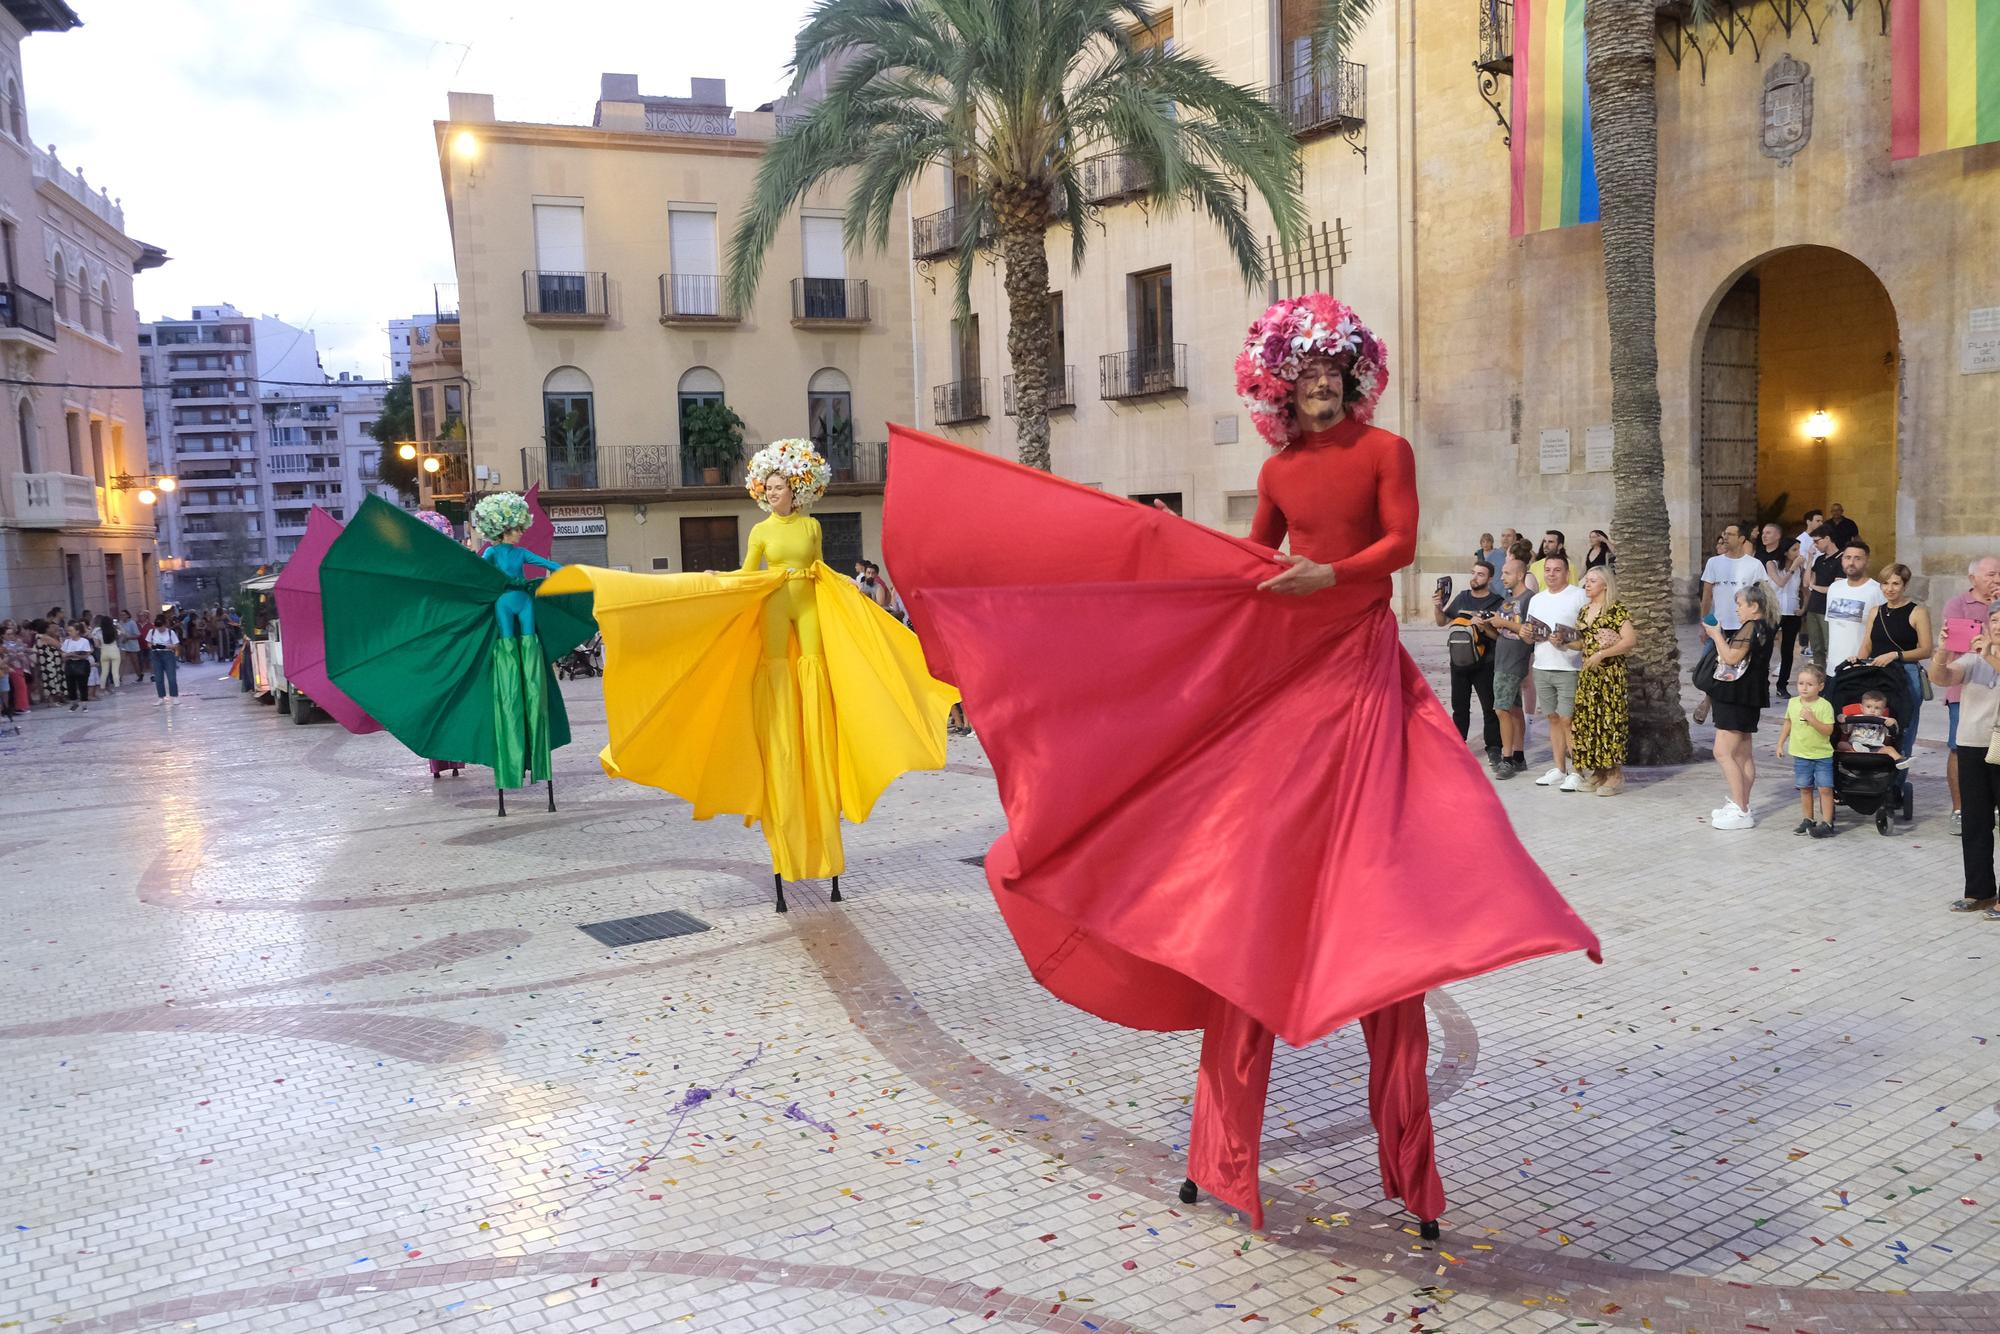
[1571,566,1637,795]
[539,439,958,911]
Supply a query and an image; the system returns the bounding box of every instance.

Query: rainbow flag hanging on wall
[1891,0,2000,159]
[1510,0,1600,235]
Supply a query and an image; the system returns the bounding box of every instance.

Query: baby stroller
[557,634,602,681]
[1824,663,1914,835]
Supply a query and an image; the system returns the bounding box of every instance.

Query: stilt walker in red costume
[882,294,1600,1239]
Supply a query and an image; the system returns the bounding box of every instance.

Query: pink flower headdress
[1233,293,1388,448]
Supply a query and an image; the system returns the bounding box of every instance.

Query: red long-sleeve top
[1247,417,1419,587]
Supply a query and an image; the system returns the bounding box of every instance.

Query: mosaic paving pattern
[1,631,1994,1334]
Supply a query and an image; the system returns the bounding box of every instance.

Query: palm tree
[726,0,1307,472]
[1584,0,1695,765]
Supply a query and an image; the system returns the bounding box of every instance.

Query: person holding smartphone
[1944,556,2000,835]
[1432,559,1504,766]
[1934,603,2000,914]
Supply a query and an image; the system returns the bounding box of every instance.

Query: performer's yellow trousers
[753,576,843,879]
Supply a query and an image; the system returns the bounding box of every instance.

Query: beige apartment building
[435,74,916,574]
[0,0,168,619]
[908,1,1409,542]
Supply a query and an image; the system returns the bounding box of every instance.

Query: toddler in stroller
[1826,664,1915,834]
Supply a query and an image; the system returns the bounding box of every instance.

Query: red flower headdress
[1233,293,1389,447]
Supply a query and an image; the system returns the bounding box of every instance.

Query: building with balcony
[1405,0,1996,603]
[434,71,914,573]
[907,1,1399,542]
[388,313,436,379]
[140,306,391,601]
[0,0,172,620]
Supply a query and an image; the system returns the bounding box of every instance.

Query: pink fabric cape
[273,507,381,735]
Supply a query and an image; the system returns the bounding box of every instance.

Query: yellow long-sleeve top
[742,512,821,574]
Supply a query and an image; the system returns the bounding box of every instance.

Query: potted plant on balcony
[682,400,746,486]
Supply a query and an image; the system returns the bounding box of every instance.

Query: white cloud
[26,0,813,377]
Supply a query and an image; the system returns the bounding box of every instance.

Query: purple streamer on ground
[783,1102,836,1134]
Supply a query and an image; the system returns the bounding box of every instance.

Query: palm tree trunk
[995,194,1054,471]
[1586,0,1691,766]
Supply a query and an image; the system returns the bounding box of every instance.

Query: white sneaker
[1559,771,1585,792]
[1710,801,1741,823]
[1535,767,1565,787]
[1713,806,1756,831]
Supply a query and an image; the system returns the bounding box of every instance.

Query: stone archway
[1693,245,1901,565]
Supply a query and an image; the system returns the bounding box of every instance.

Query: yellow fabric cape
[535,562,959,825]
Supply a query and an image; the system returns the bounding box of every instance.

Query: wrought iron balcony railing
[1265,58,1367,138]
[1078,153,1151,203]
[522,270,609,322]
[1099,344,1186,400]
[789,277,870,325]
[658,274,738,322]
[0,282,56,343]
[520,441,888,493]
[933,378,989,425]
[1001,367,1076,414]
[912,205,997,260]
[1477,0,1514,74]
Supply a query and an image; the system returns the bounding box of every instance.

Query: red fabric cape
[882,425,1599,1055]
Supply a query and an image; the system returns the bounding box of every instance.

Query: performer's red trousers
[1187,994,1444,1230]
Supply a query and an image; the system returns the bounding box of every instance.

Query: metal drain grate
[577,910,713,947]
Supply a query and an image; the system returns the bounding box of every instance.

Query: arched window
[806,367,853,468]
[16,397,36,473]
[540,366,595,488]
[97,280,113,340]
[78,272,97,337]
[677,366,728,485]
[48,250,66,320]
[3,78,20,142]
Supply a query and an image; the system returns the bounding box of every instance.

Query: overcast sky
[27,0,815,379]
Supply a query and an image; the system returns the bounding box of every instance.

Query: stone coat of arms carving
[1761,54,1813,163]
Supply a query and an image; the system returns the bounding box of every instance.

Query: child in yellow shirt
[1776,665,1837,838]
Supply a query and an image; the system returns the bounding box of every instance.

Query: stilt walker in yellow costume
[538,439,958,912]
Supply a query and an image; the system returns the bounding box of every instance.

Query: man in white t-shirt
[1526,553,1591,791]
[1825,540,1886,673]
[1701,523,1766,632]
[1794,509,1824,575]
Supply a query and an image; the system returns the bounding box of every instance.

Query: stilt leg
[546,777,556,812]
[829,875,842,903]
[497,787,507,817]
[1420,1220,1440,1241]
[774,873,788,914]
[1178,1178,1198,1205]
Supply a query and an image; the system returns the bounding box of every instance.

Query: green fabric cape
[320,495,597,771]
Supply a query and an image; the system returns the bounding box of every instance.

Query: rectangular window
[533,202,587,273]
[801,215,845,279]
[543,390,596,488]
[1049,292,1067,370]
[1132,267,1173,356]
[65,411,84,475]
[442,385,463,419]
[416,386,435,441]
[953,313,981,382]
[668,210,721,315]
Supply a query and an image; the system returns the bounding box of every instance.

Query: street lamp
[110,472,178,505]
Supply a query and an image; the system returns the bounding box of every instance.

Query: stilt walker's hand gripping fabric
[320,495,596,787]
[881,423,1601,1229]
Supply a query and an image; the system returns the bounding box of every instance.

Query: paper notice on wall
[1970,306,2000,334]
[1538,428,1571,474]
[1584,425,1614,472]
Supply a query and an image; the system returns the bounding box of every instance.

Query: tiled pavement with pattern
[2,627,1995,1334]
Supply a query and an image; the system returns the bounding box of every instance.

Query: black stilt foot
[1419,1220,1440,1241]
[497,787,508,817]
[1178,1178,1198,1205]
[774,873,788,914]
[829,875,842,903]
[546,777,556,812]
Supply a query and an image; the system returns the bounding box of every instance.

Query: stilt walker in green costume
[321,493,596,816]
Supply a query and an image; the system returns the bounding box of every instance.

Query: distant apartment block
[140,305,393,602]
